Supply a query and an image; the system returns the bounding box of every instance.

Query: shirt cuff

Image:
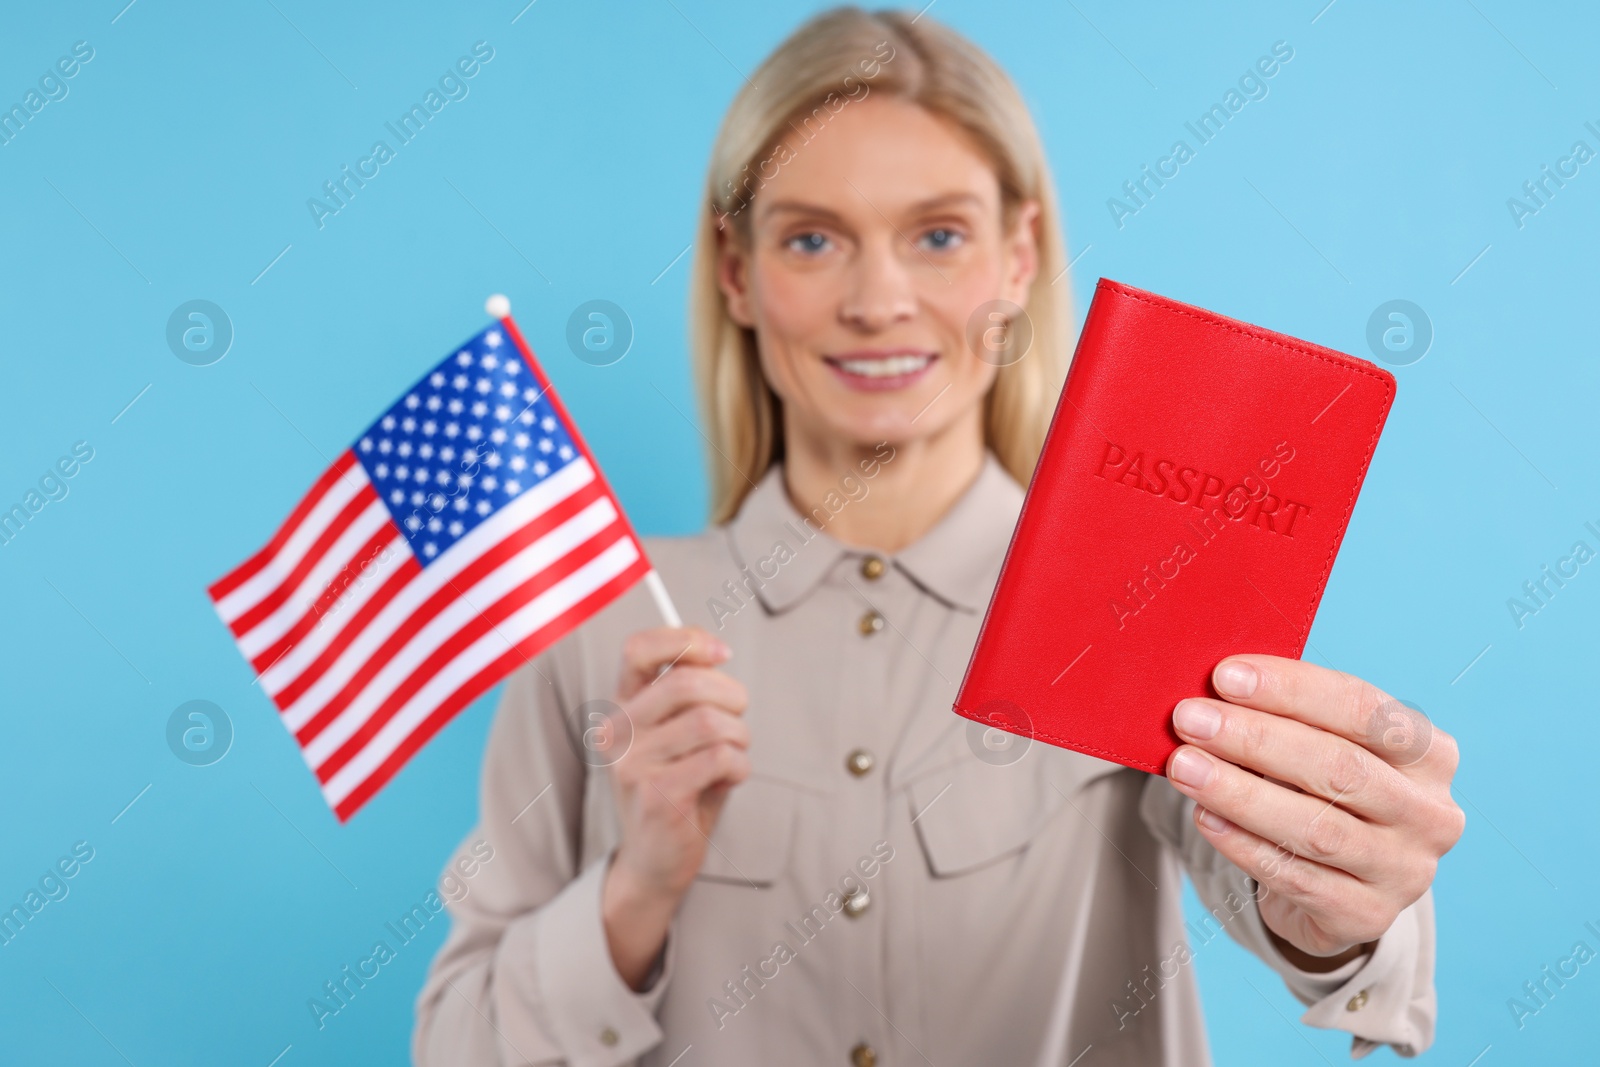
[1253,893,1430,1059]
[495,851,676,1067]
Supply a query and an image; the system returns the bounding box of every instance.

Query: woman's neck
[779,408,987,555]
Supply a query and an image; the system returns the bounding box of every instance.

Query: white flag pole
[485,294,685,631]
[643,570,684,628]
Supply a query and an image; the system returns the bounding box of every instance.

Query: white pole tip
[485,294,511,319]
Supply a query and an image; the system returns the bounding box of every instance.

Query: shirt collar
[724,452,1025,614]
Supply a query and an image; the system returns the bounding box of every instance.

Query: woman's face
[717,94,1040,452]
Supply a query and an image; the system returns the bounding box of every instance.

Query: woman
[415,8,1462,1065]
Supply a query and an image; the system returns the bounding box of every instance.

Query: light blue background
[1,1,1594,1063]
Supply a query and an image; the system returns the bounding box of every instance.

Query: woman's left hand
[1165,654,1465,968]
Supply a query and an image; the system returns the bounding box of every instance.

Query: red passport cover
[953,278,1396,775]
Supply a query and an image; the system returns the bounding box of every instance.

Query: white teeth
[834,354,933,378]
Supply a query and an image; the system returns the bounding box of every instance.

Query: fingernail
[1173,699,1222,740]
[712,638,732,659]
[1215,661,1258,699]
[1169,748,1214,789]
[1196,806,1231,834]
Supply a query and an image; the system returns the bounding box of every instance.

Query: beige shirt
[414,453,1436,1066]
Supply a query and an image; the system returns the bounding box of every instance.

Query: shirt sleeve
[1138,775,1437,1058]
[412,655,676,1067]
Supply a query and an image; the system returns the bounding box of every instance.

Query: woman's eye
[786,232,832,255]
[919,227,965,252]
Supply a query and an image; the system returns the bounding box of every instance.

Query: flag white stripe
[255,533,414,693]
[276,458,595,729]
[237,501,394,659]
[300,494,619,764]
[214,466,371,624]
[319,535,640,807]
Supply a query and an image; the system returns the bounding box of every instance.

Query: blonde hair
[690,5,1072,523]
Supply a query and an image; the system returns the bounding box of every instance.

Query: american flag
[209,308,654,821]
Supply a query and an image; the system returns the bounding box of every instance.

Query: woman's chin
[816,407,931,451]
[791,369,975,448]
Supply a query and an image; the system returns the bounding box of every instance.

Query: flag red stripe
[208,452,361,602]
[330,554,652,822]
[268,553,423,711]
[290,479,609,744]
[228,484,383,640]
[249,527,404,676]
[312,519,627,783]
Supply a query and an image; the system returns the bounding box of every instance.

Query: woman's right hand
[600,626,750,988]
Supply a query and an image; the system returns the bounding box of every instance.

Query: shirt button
[599,1026,620,1046]
[860,555,886,580]
[858,610,885,636]
[845,748,875,777]
[842,887,870,918]
[1346,988,1370,1012]
[850,1042,878,1067]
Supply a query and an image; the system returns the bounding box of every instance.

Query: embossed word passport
[953,278,1396,776]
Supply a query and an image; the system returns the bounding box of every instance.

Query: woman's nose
[839,235,919,332]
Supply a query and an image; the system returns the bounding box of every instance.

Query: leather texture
[953,278,1396,776]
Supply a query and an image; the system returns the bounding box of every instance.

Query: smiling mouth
[822,351,939,390]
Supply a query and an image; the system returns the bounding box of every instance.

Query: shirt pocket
[905,747,1115,877]
[694,775,799,887]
